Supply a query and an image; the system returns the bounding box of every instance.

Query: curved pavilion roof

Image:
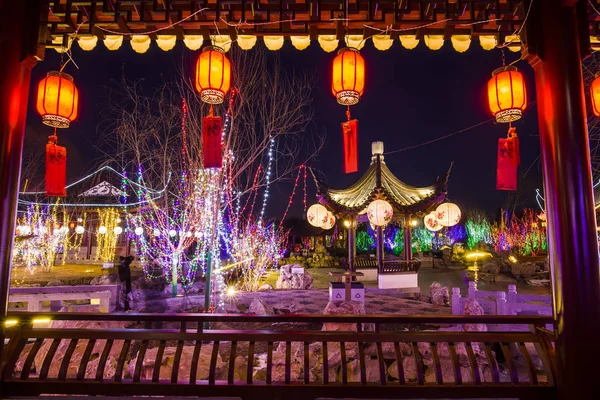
[312,145,451,217]
[18,166,168,210]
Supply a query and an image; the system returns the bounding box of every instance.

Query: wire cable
[383,118,494,155]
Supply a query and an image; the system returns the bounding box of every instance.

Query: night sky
[24,40,543,219]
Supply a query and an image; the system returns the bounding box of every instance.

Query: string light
[95,208,120,263]
[280,165,305,226]
[259,137,276,221]
[12,204,84,274]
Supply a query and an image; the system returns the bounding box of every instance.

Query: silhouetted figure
[118,256,134,311]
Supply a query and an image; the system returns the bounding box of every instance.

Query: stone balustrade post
[496,291,508,316]
[451,287,462,315]
[468,281,477,299]
[507,284,517,307]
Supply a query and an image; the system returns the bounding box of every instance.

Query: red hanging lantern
[195,46,231,104]
[332,48,365,106]
[341,119,358,173]
[202,114,223,169]
[45,135,67,197]
[496,127,520,191]
[36,71,79,128]
[591,75,600,116]
[487,66,527,123]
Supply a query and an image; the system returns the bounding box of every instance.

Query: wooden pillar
[347,216,356,273]
[86,220,93,260]
[404,215,413,261]
[0,0,43,317]
[525,0,600,397]
[376,225,384,273]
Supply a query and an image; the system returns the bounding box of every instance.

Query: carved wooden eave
[310,160,452,219]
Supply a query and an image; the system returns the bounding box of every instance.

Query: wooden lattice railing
[1,313,556,399]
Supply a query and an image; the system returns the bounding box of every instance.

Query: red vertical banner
[45,143,67,196]
[341,119,358,173]
[496,136,520,190]
[202,115,223,169]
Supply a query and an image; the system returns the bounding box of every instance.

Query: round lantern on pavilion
[487,66,527,123]
[307,204,328,227]
[36,71,79,128]
[134,227,144,236]
[424,212,443,232]
[332,48,365,106]
[321,212,336,230]
[75,225,85,235]
[98,226,107,235]
[114,226,123,235]
[195,46,231,104]
[367,199,393,226]
[591,75,600,116]
[435,203,461,227]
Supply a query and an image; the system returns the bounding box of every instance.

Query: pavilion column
[0,0,44,317]
[347,216,356,273]
[86,221,93,260]
[376,226,384,273]
[525,0,600,397]
[404,215,412,262]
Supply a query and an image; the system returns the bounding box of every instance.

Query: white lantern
[435,203,461,227]
[153,229,161,237]
[53,228,61,236]
[194,231,202,238]
[367,199,393,226]
[168,229,177,237]
[134,227,144,236]
[75,226,85,234]
[22,226,31,235]
[186,231,192,237]
[114,226,123,235]
[60,226,69,234]
[307,204,328,227]
[98,226,107,234]
[424,212,443,232]
[321,212,336,230]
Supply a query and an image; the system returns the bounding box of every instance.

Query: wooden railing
[1,313,556,399]
[354,259,421,274]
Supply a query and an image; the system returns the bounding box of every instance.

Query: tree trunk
[171,253,179,297]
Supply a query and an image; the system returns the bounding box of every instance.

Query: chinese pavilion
[17,166,167,263]
[313,142,451,290]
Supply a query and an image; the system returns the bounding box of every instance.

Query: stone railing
[452,282,553,330]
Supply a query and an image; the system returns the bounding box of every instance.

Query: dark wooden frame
[40,0,533,50]
[1,313,556,399]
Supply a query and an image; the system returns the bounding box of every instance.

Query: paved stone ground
[230,289,444,315]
